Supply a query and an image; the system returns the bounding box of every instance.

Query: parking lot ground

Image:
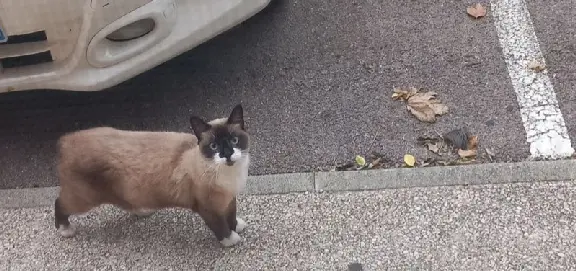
[527,0,576,149]
[0,0,534,189]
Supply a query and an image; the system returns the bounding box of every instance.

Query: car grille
[0,30,54,70]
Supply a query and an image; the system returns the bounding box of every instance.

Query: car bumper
[0,0,270,93]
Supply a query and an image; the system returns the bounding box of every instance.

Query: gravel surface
[2,180,576,270]
[0,0,531,189]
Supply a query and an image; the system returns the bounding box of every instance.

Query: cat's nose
[219,150,233,159]
[220,153,234,165]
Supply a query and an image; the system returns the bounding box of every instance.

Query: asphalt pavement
[0,0,574,189]
[2,1,576,269]
[528,0,576,142]
[2,180,576,270]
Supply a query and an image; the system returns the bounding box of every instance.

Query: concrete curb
[315,159,576,191]
[1,160,575,209]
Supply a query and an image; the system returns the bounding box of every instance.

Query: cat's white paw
[220,231,241,247]
[58,224,76,238]
[235,217,247,233]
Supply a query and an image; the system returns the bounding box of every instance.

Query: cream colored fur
[56,124,248,223]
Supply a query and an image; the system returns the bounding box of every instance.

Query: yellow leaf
[404,154,416,167]
[355,155,366,167]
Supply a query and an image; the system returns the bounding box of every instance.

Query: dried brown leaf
[528,60,546,72]
[467,135,479,150]
[406,91,449,123]
[371,157,382,168]
[437,160,451,166]
[456,157,476,164]
[467,3,487,19]
[435,158,474,166]
[458,149,478,158]
[417,136,444,155]
[485,148,495,161]
[458,132,479,158]
[427,143,440,154]
[421,157,438,167]
[392,87,419,101]
[485,148,495,157]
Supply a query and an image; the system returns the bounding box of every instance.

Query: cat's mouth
[225,160,235,166]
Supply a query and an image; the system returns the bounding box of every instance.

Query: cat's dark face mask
[189,104,250,166]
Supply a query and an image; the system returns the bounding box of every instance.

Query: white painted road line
[491,0,574,159]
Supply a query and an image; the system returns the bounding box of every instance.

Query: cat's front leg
[198,207,241,247]
[226,197,247,233]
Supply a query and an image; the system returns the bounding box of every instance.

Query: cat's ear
[227,104,244,130]
[189,116,211,140]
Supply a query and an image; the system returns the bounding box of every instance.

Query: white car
[0,0,271,93]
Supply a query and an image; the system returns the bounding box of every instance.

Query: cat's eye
[231,136,239,144]
[209,143,218,150]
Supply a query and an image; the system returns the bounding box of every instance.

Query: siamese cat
[54,104,250,247]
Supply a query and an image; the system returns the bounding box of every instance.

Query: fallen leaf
[485,148,495,161]
[467,135,478,150]
[416,136,446,155]
[456,157,476,164]
[355,155,366,167]
[436,160,453,166]
[485,148,495,157]
[421,157,436,167]
[404,154,416,167]
[371,157,382,168]
[444,128,479,158]
[436,158,473,166]
[528,60,546,72]
[406,91,449,123]
[392,87,418,101]
[427,143,440,154]
[458,149,478,158]
[467,3,487,19]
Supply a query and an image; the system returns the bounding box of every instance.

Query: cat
[54,104,250,247]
